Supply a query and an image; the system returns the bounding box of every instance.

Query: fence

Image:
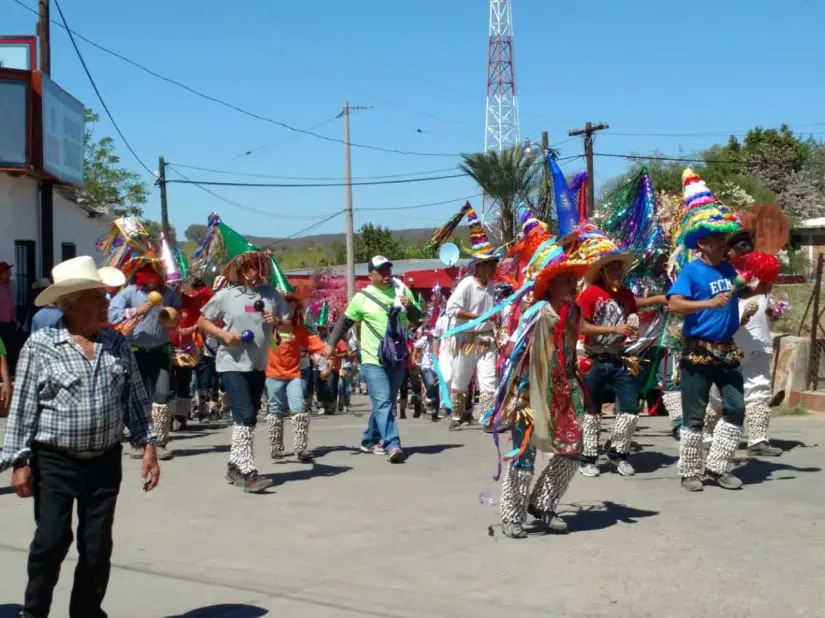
[801,254,825,390]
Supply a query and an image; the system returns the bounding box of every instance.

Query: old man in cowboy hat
[0,255,160,618]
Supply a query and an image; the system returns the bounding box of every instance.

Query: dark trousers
[24,444,122,618]
[132,347,171,404]
[582,357,639,416]
[194,356,219,401]
[0,321,18,376]
[301,366,315,402]
[221,370,266,426]
[171,366,193,400]
[680,359,745,431]
[316,370,339,408]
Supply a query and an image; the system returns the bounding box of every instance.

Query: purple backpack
[360,290,409,369]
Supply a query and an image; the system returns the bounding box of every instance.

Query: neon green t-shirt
[345,284,418,367]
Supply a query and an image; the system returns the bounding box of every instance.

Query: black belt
[33,442,121,460]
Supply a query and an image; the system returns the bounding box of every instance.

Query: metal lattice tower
[484,0,519,154]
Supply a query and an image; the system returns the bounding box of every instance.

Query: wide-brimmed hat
[35,256,125,307]
[569,224,634,284]
[533,259,590,301]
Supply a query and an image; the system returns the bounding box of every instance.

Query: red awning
[400,267,462,292]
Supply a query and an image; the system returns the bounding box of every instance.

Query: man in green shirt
[327,256,422,463]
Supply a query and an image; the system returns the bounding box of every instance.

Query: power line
[356,194,482,212]
[51,0,154,176]
[168,162,463,182]
[266,211,346,247]
[12,0,463,158]
[166,165,341,220]
[164,173,468,189]
[594,152,744,164]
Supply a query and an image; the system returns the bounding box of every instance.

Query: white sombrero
[35,256,125,307]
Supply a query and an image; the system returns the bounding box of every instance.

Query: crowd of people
[0,167,792,616]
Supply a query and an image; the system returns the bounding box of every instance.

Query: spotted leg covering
[499,465,533,525]
[705,419,743,476]
[581,413,601,460]
[678,428,704,478]
[230,425,257,475]
[152,403,171,447]
[267,414,285,458]
[450,390,468,422]
[745,403,771,447]
[703,403,721,447]
[292,413,311,455]
[662,392,682,425]
[609,413,639,455]
[479,392,497,427]
[529,456,577,515]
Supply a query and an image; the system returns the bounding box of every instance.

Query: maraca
[159,307,180,328]
[241,330,255,343]
[255,299,281,345]
[147,290,163,306]
[578,356,594,376]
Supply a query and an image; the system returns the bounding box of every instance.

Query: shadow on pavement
[768,438,815,452]
[266,462,352,487]
[165,604,269,617]
[630,450,679,474]
[736,459,822,485]
[403,443,464,458]
[171,444,232,458]
[0,604,23,617]
[562,501,659,532]
[313,445,363,458]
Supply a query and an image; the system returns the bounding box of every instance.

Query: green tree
[460,146,539,242]
[144,220,177,244]
[354,223,405,262]
[81,109,149,216]
[185,223,208,245]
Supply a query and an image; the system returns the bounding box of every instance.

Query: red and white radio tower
[484,0,520,154]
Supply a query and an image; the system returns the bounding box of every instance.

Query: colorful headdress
[546,154,581,245]
[192,212,258,276]
[317,301,330,327]
[426,201,503,262]
[96,216,159,280]
[568,223,634,284]
[532,255,590,301]
[677,169,740,250]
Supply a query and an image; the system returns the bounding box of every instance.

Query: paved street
[0,398,823,618]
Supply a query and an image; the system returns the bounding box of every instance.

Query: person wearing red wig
[109,261,180,460]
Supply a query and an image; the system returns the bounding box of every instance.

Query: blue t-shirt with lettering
[667,259,740,342]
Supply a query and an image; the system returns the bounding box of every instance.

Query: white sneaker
[579,463,600,477]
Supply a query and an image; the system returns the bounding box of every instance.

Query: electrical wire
[12,0,463,158]
[356,194,482,212]
[266,210,346,247]
[164,173,468,188]
[166,165,341,220]
[168,162,463,182]
[594,152,744,165]
[51,0,155,176]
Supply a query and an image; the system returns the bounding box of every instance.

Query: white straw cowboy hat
[35,256,125,307]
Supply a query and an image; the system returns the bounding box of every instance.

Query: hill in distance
[246,226,471,251]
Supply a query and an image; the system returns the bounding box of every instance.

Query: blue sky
[6,0,825,240]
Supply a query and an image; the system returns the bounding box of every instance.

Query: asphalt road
[0,398,823,617]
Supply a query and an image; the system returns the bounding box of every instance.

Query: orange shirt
[331,340,348,372]
[266,325,326,380]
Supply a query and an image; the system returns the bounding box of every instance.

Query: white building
[0,172,109,318]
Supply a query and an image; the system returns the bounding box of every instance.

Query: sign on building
[42,75,85,187]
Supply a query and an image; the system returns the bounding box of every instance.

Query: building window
[61,242,77,261]
[14,240,36,323]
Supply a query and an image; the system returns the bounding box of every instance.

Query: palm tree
[460,146,540,243]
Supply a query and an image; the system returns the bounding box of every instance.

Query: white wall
[0,173,39,269]
[53,192,107,262]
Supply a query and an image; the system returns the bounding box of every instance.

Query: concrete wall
[53,191,107,260]
[0,173,38,268]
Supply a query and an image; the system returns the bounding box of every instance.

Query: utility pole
[339,102,371,300]
[539,131,551,223]
[158,156,171,244]
[568,122,608,218]
[37,0,53,277]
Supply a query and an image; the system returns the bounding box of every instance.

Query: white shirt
[414,336,434,370]
[735,294,773,354]
[445,276,495,333]
[432,314,451,338]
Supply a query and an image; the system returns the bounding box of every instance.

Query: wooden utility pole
[568,122,608,218]
[158,156,171,242]
[37,0,54,276]
[342,102,355,301]
[339,102,371,300]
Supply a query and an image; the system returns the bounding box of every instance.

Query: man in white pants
[445,257,499,430]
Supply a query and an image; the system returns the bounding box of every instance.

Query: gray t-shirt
[200,284,290,372]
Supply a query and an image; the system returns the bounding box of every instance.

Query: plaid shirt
[0,323,156,471]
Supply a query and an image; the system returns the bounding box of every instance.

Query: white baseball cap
[368,256,393,272]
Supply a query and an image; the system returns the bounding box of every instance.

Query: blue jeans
[221,370,266,427]
[582,357,639,416]
[266,377,305,415]
[420,368,439,409]
[360,363,403,451]
[680,359,745,431]
[301,366,314,401]
[338,370,352,405]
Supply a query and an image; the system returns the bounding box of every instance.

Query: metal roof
[285,258,470,277]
